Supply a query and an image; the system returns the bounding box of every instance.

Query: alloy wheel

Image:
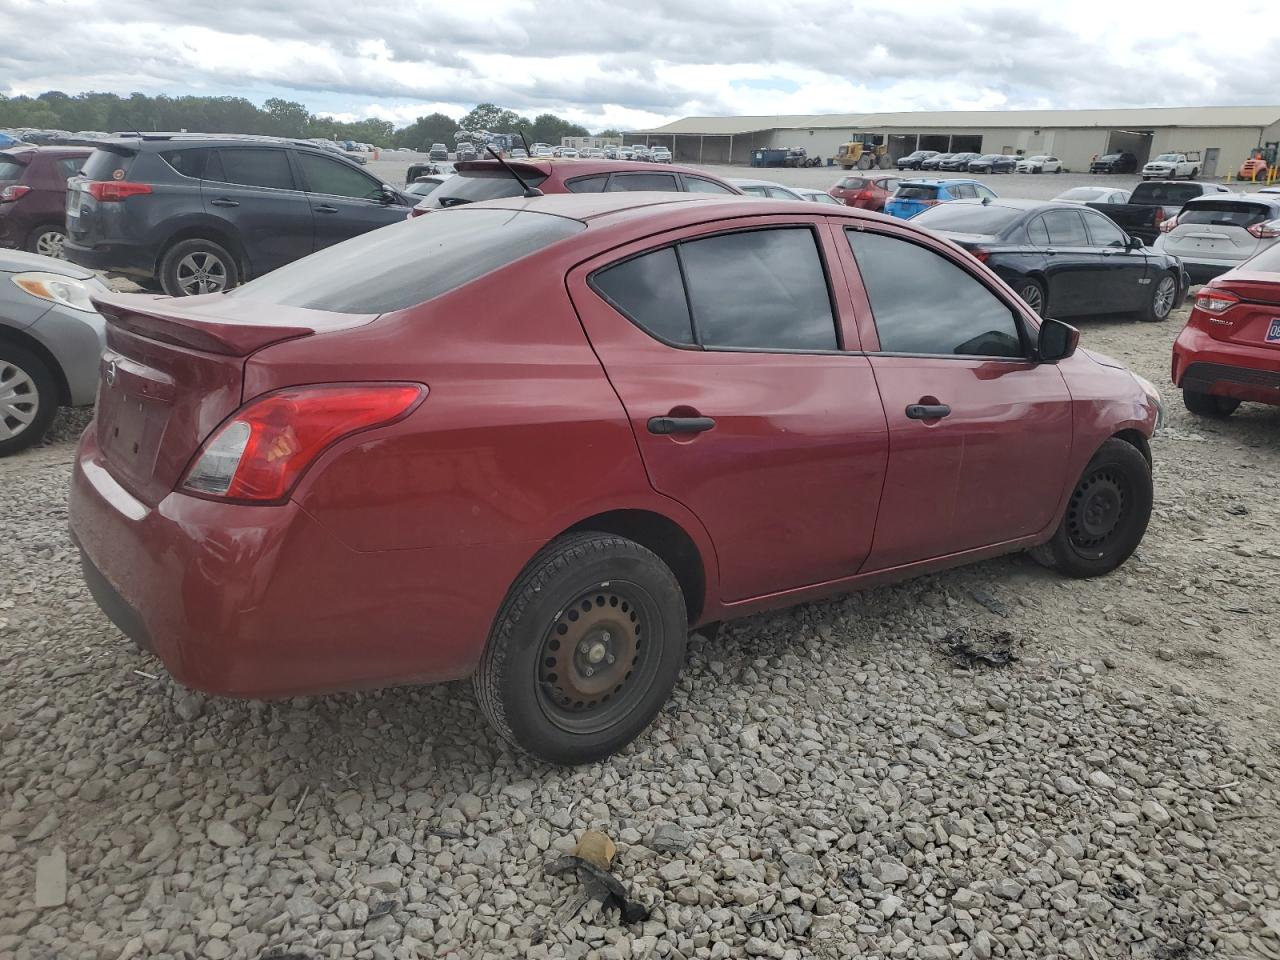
[0,361,39,441]
[175,251,229,295]
[1018,283,1044,315]
[1152,276,1176,318]
[34,229,67,259]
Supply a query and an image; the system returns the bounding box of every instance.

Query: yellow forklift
[836,137,891,170]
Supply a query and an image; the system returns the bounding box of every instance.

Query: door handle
[209,198,239,208]
[906,403,951,420]
[315,204,339,214]
[1044,247,1057,256]
[647,416,716,435]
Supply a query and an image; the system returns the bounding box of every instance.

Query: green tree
[459,102,525,133]
[264,98,310,138]
[595,128,623,139]
[394,112,460,150]
[528,113,590,147]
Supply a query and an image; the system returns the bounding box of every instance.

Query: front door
[201,147,315,275]
[293,151,413,251]
[1029,208,1106,317]
[841,225,1073,569]
[568,218,889,602]
[1080,208,1153,312]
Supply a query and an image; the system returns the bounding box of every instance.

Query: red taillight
[409,207,429,218]
[86,181,153,202]
[0,185,31,203]
[182,384,426,503]
[968,247,991,264]
[1247,220,1280,239]
[1152,207,1165,226]
[1159,215,1178,234]
[1193,289,1241,315]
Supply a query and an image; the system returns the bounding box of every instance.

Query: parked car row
[895,150,1060,173]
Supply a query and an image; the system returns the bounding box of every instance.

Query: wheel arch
[155,220,251,279]
[1110,428,1151,468]
[560,509,708,625]
[0,324,70,404]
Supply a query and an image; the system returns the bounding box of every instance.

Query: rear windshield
[1057,188,1108,201]
[838,177,868,189]
[0,158,25,181]
[1130,182,1203,206]
[896,185,940,200]
[418,168,550,209]
[1179,201,1274,228]
[82,147,134,181]
[227,208,583,314]
[911,204,1024,235]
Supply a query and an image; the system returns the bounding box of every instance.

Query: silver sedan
[1,250,107,455]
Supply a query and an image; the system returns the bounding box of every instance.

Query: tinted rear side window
[82,148,133,181]
[0,159,25,181]
[606,173,679,192]
[423,169,550,208]
[591,248,694,344]
[847,229,1023,358]
[897,185,939,200]
[227,209,583,313]
[55,157,86,179]
[680,228,837,350]
[683,176,735,195]
[160,148,216,180]
[1041,209,1089,245]
[215,148,295,190]
[566,174,609,193]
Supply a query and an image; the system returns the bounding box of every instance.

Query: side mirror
[1036,317,1079,364]
[379,185,402,205]
[1126,236,1144,250]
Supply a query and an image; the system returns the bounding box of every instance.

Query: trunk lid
[1195,274,1280,349]
[91,292,375,506]
[1166,201,1274,262]
[65,145,138,243]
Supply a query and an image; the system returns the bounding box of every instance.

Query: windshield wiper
[486,145,543,197]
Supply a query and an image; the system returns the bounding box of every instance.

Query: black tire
[158,238,240,297]
[1190,168,1199,179]
[1014,278,1046,316]
[1182,389,1240,418]
[1030,438,1152,578]
[1139,272,1178,322]
[1055,167,1063,173]
[26,223,68,260]
[0,342,59,457]
[474,532,688,765]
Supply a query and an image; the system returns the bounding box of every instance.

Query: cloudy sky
[3,0,1279,130]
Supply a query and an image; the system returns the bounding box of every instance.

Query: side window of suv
[214,148,296,191]
[846,229,1024,358]
[591,228,839,352]
[296,152,383,200]
[56,157,85,180]
[160,148,217,180]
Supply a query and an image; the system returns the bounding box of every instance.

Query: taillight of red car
[1188,288,1242,334]
[181,384,426,503]
[86,181,153,202]
[0,185,31,202]
[968,247,992,264]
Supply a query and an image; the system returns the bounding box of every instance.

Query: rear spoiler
[92,292,374,357]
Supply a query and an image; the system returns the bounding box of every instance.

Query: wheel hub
[539,587,642,713]
[1068,472,1128,546]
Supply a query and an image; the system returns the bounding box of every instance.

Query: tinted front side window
[591,247,694,344]
[683,176,735,195]
[846,230,1023,359]
[606,173,679,192]
[215,148,295,191]
[297,153,381,199]
[227,209,583,313]
[680,228,837,350]
[1041,209,1088,245]
[1082,212,1127,247]
[1027,217,1050,245]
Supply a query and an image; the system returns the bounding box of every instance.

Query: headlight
[1132,373,1164,431]
[12,272,99,313]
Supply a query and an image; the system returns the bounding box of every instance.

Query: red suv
[70,194,1161,764]
[0,145,92,258]
[828,173,902,211]
[409,158,741,216]
[1172,243,1280,417]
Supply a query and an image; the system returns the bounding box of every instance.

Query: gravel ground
[4,260,1280,960]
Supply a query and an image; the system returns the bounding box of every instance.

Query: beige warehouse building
[635,106,1280,175]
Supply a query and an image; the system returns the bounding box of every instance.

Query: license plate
[1267,318,1280,344]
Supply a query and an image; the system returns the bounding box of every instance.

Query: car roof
[79,132,339,153]
[899,178,980,186]
[1183,193,1280,208]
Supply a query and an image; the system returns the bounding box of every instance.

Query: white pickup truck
[1141,152,1201,181]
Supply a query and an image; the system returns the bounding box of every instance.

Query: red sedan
[1172,244,1280,416]
[828,173,903,210]
[70,193,1161,764]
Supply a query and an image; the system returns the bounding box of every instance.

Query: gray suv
[64,134,414,296]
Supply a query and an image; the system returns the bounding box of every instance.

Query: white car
[1142,153,1199,181]
[792,187,844,205]
[729,178,805,200]
[582,148,605,159]
[1054,186,1131,205]
[559,148,580,159]
[532,146,554,158]
[650,147,673,163]
[1016,155,1063,174]
[1154,194,1280,282]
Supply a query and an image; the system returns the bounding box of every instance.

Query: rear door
[201,147,314,275]
[294,151,412,250]
[1034,208,1104,315]
[568,217,889,603]
[841,225,1072,567]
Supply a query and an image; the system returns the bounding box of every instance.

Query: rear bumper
[69,427,535,697]
[1172,326,1280,406]
[63,240,156,278]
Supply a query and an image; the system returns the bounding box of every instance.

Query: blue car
[884,179,998,219]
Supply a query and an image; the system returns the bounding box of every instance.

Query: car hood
[1081,347,1126,370]
[0,249,96,279]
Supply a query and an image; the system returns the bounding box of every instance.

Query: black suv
[64,134,414,296]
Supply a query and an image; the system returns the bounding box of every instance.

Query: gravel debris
[1,305,1279,959]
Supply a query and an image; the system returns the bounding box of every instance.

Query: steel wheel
[1066,468,1133,559]
[0,360,39,442]
[33,228,67,259]
[176,251,229,295]
[536,581,663,735]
